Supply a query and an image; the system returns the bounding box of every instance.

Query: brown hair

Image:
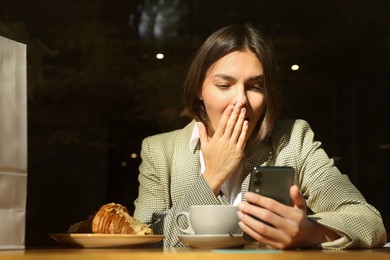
[183,24,279,141]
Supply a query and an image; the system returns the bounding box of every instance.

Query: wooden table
[0,247,389,260]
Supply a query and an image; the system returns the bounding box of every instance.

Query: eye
[248,83,264,92]
[216,83,231,89]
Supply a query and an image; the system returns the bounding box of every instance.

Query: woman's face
[199,50,266,140]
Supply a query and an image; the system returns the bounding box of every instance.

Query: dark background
[0,0,388,247]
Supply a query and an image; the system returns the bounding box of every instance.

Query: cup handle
[174,212,194,235]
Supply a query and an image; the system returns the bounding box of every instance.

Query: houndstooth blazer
[133,119,387,249]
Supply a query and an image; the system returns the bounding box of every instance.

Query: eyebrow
[214,73,264,81]
[214,73,235,81]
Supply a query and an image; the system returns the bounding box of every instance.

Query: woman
[133,24,387,249]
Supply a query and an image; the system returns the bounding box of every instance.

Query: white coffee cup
[174,205,241,235]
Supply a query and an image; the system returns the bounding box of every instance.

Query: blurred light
[121,161,127,167]
[130,153,138,159]
[291,64,299,71]
[156,53,164,59]
[379,144,390,150]
[333,156,342,162]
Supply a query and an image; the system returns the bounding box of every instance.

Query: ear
[196,89,203,100]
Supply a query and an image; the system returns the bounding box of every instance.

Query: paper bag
[0,35,27,249]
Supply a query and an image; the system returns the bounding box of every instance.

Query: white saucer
[50,234,164,248]
[178,234,249,249]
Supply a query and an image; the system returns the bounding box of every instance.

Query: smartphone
[243,166,295,241]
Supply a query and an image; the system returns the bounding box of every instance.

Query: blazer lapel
[170,121,201,202]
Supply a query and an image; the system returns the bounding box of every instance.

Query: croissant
[68,203,153,235]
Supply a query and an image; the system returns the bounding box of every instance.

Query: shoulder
[270,119,316,150]
[268,119,322,166]
[272,119,312,138]
[141,120,195,152]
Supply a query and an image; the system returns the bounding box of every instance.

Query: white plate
[49,233,164,248]
[178,234,249,249]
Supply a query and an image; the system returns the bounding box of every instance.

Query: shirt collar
[190,122,200,152]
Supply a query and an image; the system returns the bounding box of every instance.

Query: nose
[233,86,248,106]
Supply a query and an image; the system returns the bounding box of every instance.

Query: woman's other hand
[237,185,340,249]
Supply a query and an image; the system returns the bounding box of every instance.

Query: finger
[223,103,243,137]
[290,185,307,211]
[244,191,268,207]
[236,119,248,148]
[243,191,306,238]
[238,204,291,249]
[238,210,285,246]
[239,220,285,249]
[214,104,234,138]
[244,192,291,222]
[230,107,246,143]
[239,200,282,228]
[238,209,275,236]
[198,122,209,147]
[238,217,269,242]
